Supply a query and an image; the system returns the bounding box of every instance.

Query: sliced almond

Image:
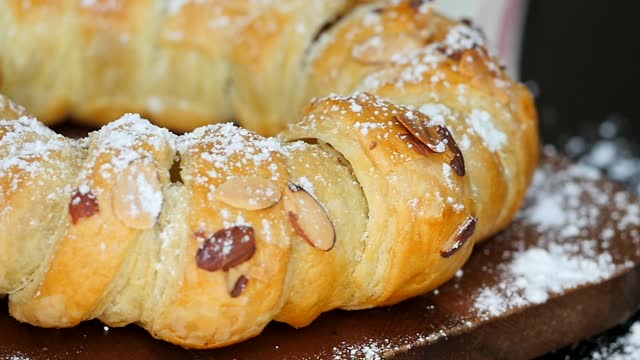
[283,183,335,251]
[69,187,100,224]
[436,126,466,176]
[195,226,256,272]
[112,161,163,229]
[225,267,250,298]
[352,33,422,64]
[214,176,282,210]
[441,216,477,258]
[395,113,447,153]
[399,133,432,157]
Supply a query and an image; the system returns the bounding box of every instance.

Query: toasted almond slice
[441,216,477,258]
[215,176,282,210]
[283,183,335,251]
[352,33,423,64]
[69,187,100,224]
[225,268,250,298]
[395,113,447,154]
[112,161,163,229]
[195,226,256,272]
[399,133,432,157]
[436,126,466,176]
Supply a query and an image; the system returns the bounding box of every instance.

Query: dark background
[521,1,640,358]
[522,0,640,148]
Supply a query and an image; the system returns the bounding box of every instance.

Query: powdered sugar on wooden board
[308,147,640,359]
[473,244,621,317]
[472,147,637,319]
[6,355,30,360]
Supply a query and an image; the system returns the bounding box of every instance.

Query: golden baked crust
[0,0,357,134]
[1,0,534,139]
[0,0,538,350]
[0,90,536,348]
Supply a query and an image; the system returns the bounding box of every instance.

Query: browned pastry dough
[0,0,538,349]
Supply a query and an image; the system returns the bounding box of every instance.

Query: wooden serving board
[1,147,639,360]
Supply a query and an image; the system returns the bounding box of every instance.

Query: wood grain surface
[1,145,638,360]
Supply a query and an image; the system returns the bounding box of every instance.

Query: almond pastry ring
[0,0,538,349]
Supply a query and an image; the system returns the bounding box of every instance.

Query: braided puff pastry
[0,1,538,350]
[2,0,526,138]
[0,82,537,348]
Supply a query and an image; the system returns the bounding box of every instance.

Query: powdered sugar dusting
[3,353,31,360]
[0,96,28,118]
[178,123,308,203]
[442,24,485,57]
[474,244,619,317]
[294,176,317,198]
[131,168,163,219]
[525,196,566,227]
[418,103,452,127]
[0,117,72,194]
[84,114,175,184]
[472,148,638,319]
[466,109,506,152]
[326,333,442,360]
[331,339,386,360]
